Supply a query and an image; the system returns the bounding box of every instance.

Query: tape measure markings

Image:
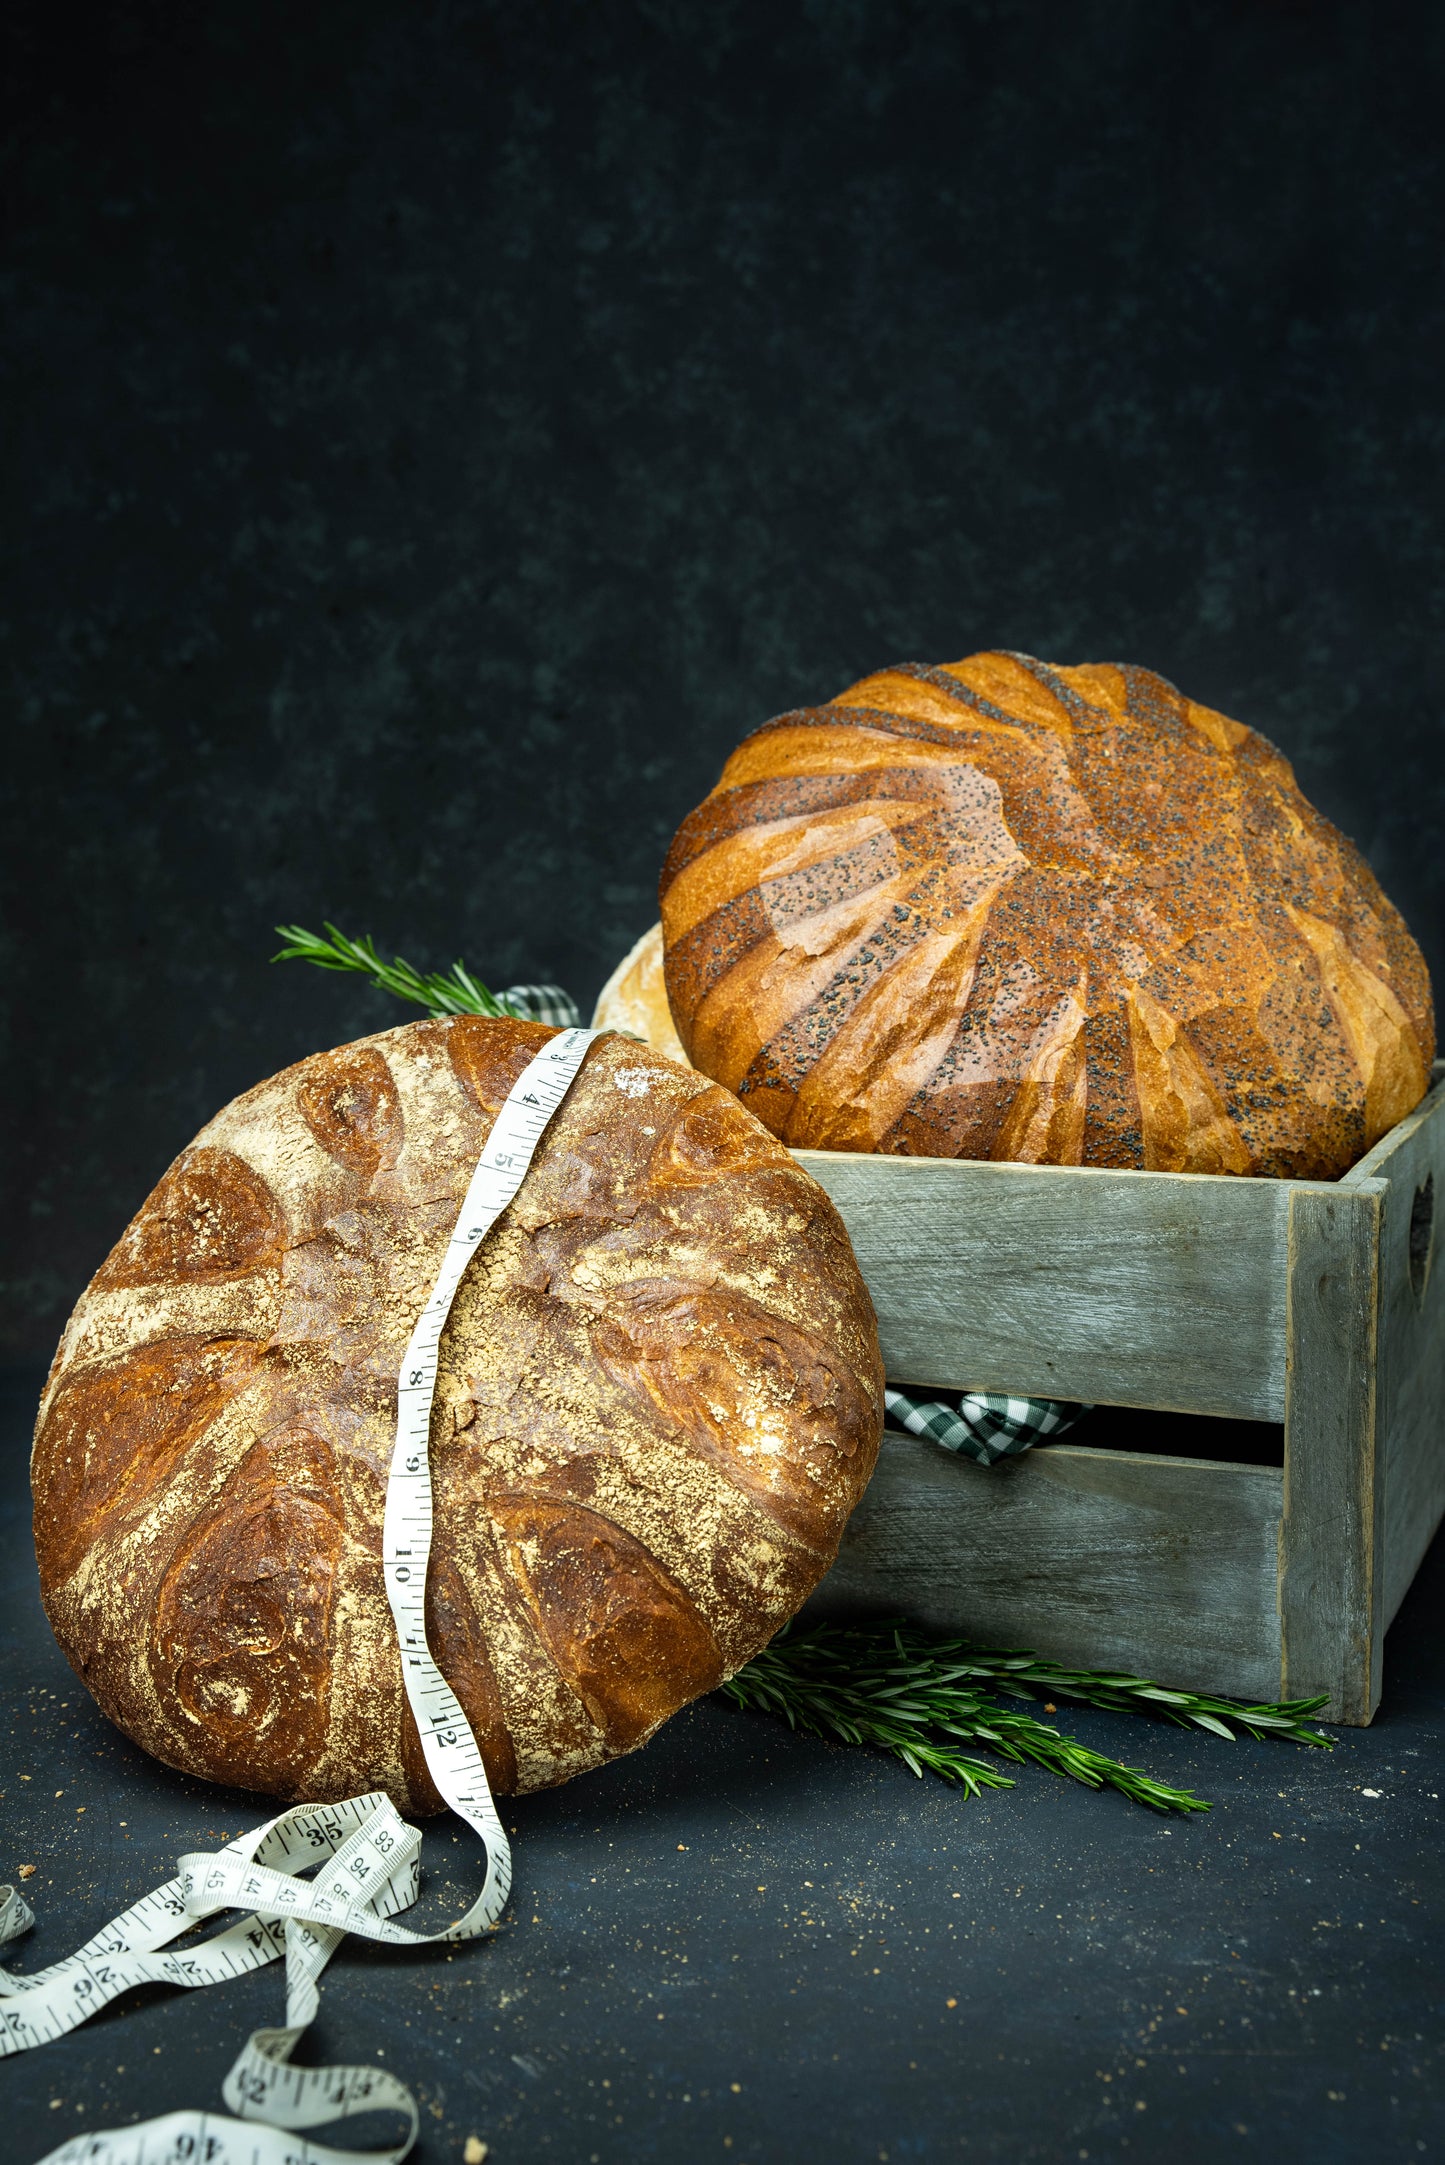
[4,1026,603,2165]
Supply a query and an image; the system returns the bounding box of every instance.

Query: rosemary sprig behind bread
[273,921,529,1019]
[724,1622,1331,1815]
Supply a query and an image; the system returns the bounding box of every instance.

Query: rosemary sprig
[925,1643,1331,1747]
[272,922,528,1020]
[724,1621,1331,1815]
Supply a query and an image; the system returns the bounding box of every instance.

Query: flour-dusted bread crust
[660,653,1435,1178]
[32,1020,883,1811]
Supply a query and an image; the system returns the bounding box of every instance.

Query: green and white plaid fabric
[507,980,1083,1467]
[884,1385,1090,1467]
[501,984,583,1027]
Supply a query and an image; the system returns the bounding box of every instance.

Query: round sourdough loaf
[32,1019,882,1810]
[659,652,1435,1178]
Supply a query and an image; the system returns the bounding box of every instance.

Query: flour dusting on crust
[32,1020,883,1812]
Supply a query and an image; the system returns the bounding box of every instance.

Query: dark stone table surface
[3,1363,1441,2165]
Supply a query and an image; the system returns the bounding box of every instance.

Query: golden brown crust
[659,654,1435,1178]
[591,923,691,1064]
[32,1019,882,1811]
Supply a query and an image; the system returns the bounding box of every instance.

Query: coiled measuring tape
[2,1026,603,2165]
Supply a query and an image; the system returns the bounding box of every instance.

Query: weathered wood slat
[807,1430,1284,1702]
[1341,1072,1445,1630]
[1279,1181,1385,1723]
[796,1149,1289,1419]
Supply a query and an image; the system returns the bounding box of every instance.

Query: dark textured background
[5,0,1445,1355]
[4,13,1445,2161]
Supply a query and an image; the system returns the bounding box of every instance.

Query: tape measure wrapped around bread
[32,1019,883,1810]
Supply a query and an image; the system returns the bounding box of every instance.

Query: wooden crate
[798,1065,1445,1724]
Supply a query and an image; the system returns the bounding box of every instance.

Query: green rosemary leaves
[272,922,526,1019]
[724,1622,1331,1815]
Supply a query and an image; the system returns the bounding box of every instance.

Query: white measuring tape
[4,1026,602,2165]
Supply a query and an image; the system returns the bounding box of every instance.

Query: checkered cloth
[501,984,583,1027]
[505,978,1084,1467]
[884,1385,1091,1467]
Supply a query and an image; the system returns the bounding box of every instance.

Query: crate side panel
[804,1432,1284,1702]
[1280,1183,1384,1724]
[796,1150,1289,1419]
[1365,1083,1445,1627]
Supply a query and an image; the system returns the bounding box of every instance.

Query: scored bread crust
[32,1019,883,1811]
[659,653,1435,1178]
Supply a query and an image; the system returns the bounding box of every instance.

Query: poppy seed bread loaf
[659,653,1434,1177]
[32,1020,883,1810]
